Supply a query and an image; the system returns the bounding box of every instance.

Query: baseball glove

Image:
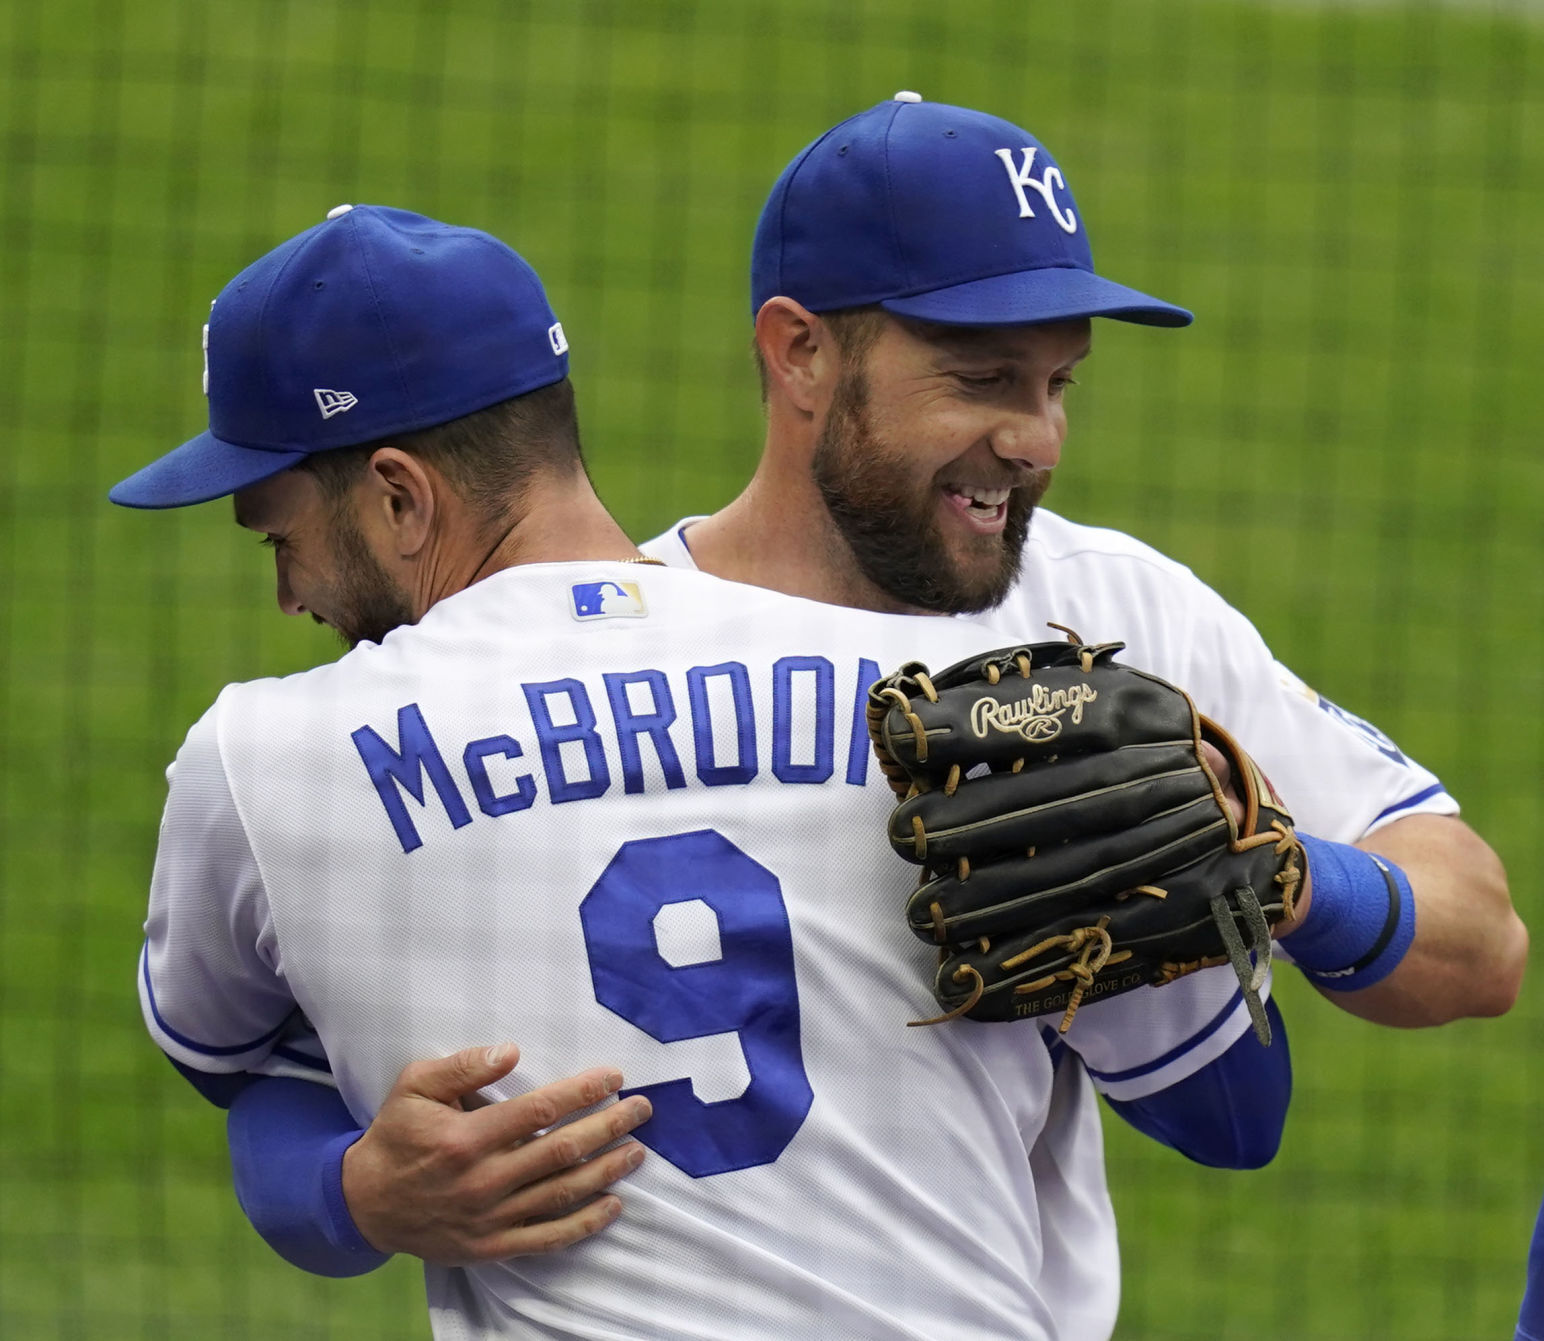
[867,632,1303,1044]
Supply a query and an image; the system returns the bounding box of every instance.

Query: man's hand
[1200,740,1245,827]
[341,1044,652,1266]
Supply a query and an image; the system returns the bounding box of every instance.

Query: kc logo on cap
[750,94,1191,330]
[994,147,1078,234]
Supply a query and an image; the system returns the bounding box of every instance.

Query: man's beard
[810,370,1046,615]
[321,506,417,650]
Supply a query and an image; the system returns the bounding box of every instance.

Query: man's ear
[754,298,841,415]
[362,448,437,557]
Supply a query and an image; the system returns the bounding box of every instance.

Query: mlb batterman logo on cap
[110,204,571,509]
[751,92,1193,328]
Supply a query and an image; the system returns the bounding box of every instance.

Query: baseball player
[661,96,1522,1332]
[162,98,1525,1335]
[117,206,1295,1339]
[648,98,1521,1331]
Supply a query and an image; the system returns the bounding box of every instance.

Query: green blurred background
[2,0,1541,1336]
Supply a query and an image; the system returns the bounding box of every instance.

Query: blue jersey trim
[141,946,290,1058]
[676,525,695,558]
[1081,987,1243,1085]
[1040,1027,1077,1071]
[273,1045,333,1074]
[1370,783,1449,827]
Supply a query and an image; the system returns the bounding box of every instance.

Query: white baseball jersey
[147,560,1269,1341]
[644,509,1458,1338]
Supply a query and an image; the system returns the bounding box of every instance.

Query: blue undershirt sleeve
[1104,995,1290,1169]
[169,1054,257,1109]
[1516,1192,1544,1340]
[226,1076,390,1278]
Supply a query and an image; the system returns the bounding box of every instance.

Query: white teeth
[951,486,1010,508]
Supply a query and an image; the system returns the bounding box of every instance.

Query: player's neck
[685,469,931,617]
[430,474,644,601]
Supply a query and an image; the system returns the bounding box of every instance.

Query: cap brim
[881,267,1193,328]
[108,431,309,509]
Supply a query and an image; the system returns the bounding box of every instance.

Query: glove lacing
[905,918,1130,1033]
[1200,821,1300,1047]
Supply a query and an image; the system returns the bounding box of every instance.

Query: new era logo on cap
[108,205,573,510]
[314,388,358,419]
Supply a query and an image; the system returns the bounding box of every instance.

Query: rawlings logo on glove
[867,632,1303,1043]
[970,681,1099,741]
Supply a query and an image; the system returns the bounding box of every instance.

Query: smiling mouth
[943,483,1011,528]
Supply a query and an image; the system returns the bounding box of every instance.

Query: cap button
[892,90,922,103]
[326,203,354,220]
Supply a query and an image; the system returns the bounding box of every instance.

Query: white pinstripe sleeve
[138,697,298,1076]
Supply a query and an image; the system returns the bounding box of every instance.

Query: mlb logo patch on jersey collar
[570,579,648,622]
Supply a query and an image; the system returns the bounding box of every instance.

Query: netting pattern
[1,2,1539,1336]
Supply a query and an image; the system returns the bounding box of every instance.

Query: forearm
[227,1078,388,1278]
[227,1045,650,1269]
[1291,814,1525,1027]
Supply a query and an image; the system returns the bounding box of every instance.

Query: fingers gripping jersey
[144,564,1102,1341]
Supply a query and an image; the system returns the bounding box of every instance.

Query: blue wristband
[1281,834,1415,991]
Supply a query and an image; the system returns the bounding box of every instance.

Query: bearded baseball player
[138,95,1524,1338]
[117,204,1308,1338]
[649,95,1515,1328]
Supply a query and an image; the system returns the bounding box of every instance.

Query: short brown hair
[753,305,888,403]
[297,378,585,529]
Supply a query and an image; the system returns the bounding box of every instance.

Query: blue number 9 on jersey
[579,829,814,1178]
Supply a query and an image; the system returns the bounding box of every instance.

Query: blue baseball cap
[110,204,572,509]
[751,92,1192,328]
